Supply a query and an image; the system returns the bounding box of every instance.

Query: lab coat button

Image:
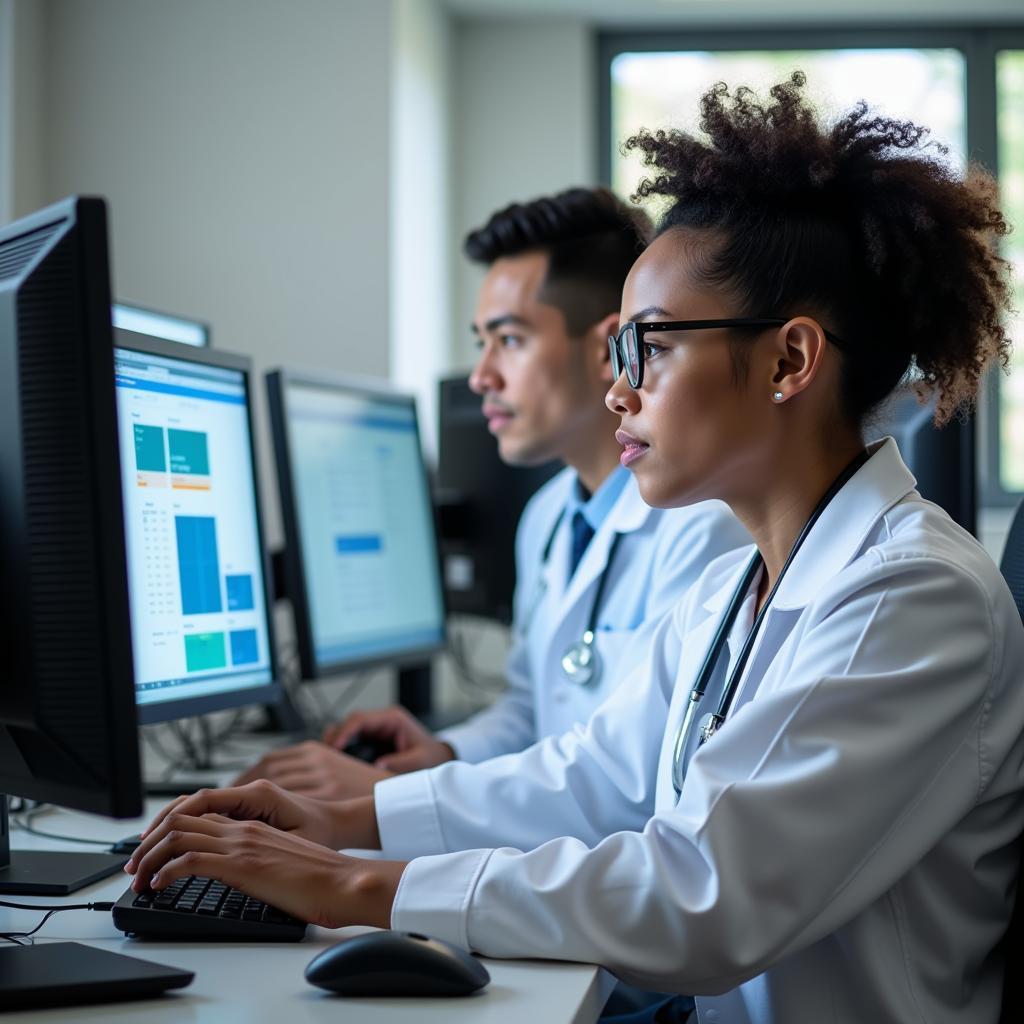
[705,1011,719,1022]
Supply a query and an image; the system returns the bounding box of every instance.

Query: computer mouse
[304,930,490,997]
[109,833,143,855]
[341,734,396,764]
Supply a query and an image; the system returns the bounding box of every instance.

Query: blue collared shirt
[563,466,631,575]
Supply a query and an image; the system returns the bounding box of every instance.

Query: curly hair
[464,187,652,336]
[624,71,1014,425]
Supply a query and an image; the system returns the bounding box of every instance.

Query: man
[236,187,748,798]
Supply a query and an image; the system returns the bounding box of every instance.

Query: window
[609,48,965,203]
[599,28,1022,506]
[996,49,1024,493]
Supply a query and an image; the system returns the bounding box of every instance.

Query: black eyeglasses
[608,317,846,390]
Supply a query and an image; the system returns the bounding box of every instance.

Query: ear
[590,311,621,383]
[764,317,830,403]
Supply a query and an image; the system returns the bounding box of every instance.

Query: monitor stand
[0,796,127,896]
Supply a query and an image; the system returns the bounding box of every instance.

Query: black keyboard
[112,876,307,941]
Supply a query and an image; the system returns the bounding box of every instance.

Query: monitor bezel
[0,196,143,818]
[113,331,284,724]
[266,366,448,681]
[112,301,211,348]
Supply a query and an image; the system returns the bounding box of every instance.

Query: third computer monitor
[113,334,281,723]
[267,370,446,680]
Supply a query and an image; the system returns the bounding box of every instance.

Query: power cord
[448,619,508,695]
[10,814,116,847]
[0,899,115,946]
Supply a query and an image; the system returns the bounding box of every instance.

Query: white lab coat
[379,438,1024,1024]
[439,468,750,763]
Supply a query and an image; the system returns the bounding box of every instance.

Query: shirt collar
[702,437,917,614]
[565,465,632,533]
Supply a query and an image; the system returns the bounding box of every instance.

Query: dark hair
[624,71,1014,425]
[464,187,652,336]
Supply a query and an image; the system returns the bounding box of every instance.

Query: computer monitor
[869,389,976,536]
[112,301,210,348]
[266,369,446,681]
[1,196,142,894]
[437,374,560,624]
[113,336,281,723]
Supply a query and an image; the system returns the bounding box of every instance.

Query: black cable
[10,817,116,847]
[0,900,115,945]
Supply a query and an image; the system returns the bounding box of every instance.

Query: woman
[127,73,1022,1023]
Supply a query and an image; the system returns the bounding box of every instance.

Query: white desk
[2,803,614,1023]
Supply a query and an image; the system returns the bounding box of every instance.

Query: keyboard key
[112,876,307,941]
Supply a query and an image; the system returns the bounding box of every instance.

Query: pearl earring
[772,391,784,402]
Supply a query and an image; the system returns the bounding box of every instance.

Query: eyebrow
[471,313,532,335]
[624,305,672,322]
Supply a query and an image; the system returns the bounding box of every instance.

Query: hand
[322,705,457,773]
[124,782,404,928]
[231,740,393,801]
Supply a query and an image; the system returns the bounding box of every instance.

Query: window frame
[597,24,1022,507]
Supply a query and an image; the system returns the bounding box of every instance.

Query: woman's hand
[231,740,393,800]
[124,781,402,928]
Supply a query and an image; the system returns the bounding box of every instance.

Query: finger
[376,750,425,773]
[149,850,239,893]
[129,814,232,890]
[135,783,274,859]
[325,712,369,749]
[139,793,192,839]
[230,753,290,788]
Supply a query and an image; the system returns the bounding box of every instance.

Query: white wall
[390,0,452,459]
[0,0,47,222]
[451,17,594,366]
[33,0,393,551]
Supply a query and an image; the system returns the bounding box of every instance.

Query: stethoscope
[525,509,625,688]
[670,449,871,795]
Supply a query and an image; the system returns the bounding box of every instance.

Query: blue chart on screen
[114,346,273,708]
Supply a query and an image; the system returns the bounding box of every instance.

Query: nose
[469,343,501,395]
[605,370,639,416]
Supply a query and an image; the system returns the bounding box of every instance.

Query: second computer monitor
[267,370,446,680]
[113,335,281,723]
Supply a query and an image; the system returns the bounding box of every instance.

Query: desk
[2,802,614,1023]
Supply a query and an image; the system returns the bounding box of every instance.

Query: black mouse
[304,930,490,997]
[341,734,396,764]
[109,833,143,855]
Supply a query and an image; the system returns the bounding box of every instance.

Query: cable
[448,620,508,695]
[10,818,115,847]
[0,900,114,946]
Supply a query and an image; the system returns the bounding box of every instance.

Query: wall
[390,0,452,458]
[451,17,594,367]
[34,0,392,551]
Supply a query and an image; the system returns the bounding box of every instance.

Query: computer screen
[437,374,560,624]
[267,370,446,680]
[113,336,279,722]
[1,196,143,892]
[112,302,209,347]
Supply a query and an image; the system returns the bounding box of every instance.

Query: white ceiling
[441,0,1024,26]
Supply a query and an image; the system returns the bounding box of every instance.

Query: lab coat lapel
[770,437,918,612]
[552,479,652,624]
[716,438,918,714]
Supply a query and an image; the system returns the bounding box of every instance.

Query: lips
[615,428,649,467]
[482,404,514,433]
